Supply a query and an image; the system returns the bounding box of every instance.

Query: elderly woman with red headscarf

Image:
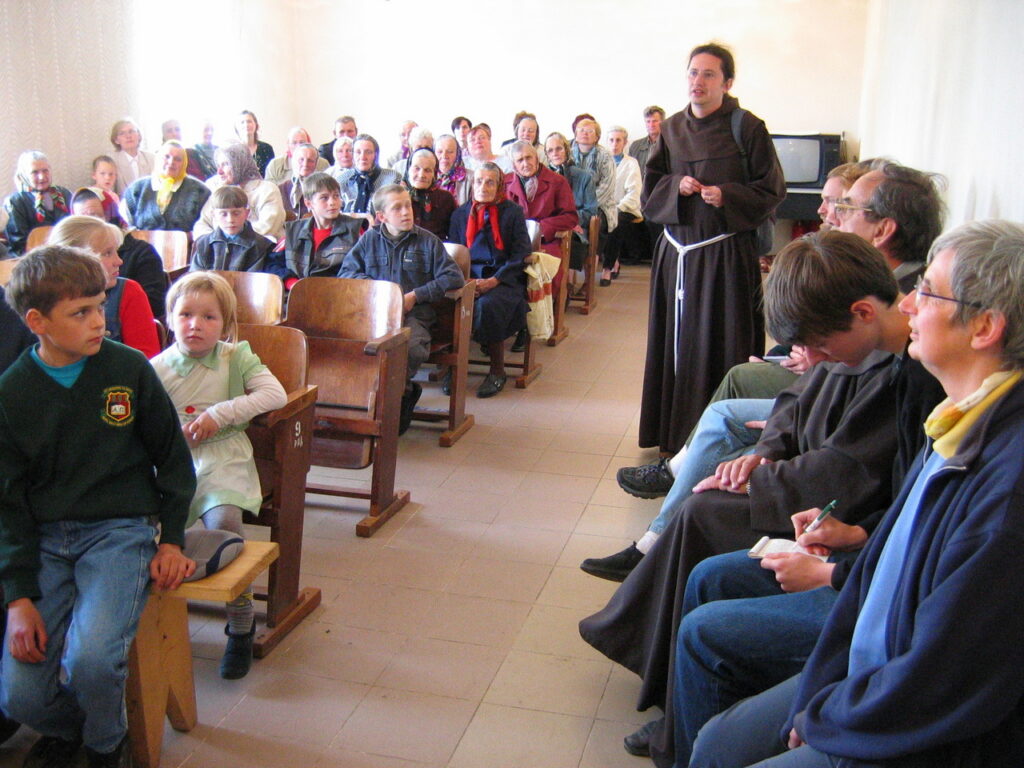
[435,134,473,206]
[402,148,457,240]
[121,141,211,232]
[447,162,531,398]
[3,150,72,255]
[193,143,286,241]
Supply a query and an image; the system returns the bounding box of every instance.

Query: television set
[770,133,843,220]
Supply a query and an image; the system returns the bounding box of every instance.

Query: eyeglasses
[833,201,874,220]
[913,275,984,309]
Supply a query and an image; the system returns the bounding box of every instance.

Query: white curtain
[859,0,1024,226]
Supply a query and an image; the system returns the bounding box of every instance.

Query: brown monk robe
[640,93,784,454]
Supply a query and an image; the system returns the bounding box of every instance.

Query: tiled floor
[0,266,664,768]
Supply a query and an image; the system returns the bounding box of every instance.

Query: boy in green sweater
[0,246,196,768]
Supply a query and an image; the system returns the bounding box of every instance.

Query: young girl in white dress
[151,271,286,678]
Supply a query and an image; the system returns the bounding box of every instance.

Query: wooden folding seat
[567,215,600,316]
[236,323,321,655]
[213,269,284,325]
[283,277,410,537]
[25,225,53,252]
[411,243,475,446]
[545,230,572,345]
[130,229,190,281]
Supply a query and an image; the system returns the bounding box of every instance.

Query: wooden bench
[126,540,279,768]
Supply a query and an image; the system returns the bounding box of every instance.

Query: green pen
[804,499,837,534]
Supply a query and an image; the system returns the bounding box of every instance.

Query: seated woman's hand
[759,552,835,593]
[474,277,499,296]
[792,508,868,553]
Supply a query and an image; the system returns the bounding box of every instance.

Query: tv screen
[772,137,821,185]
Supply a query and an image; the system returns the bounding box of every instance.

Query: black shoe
[623,717,663,757]
[477,373,507,398]
[599,278,612,287]
[440,369,453,396]
[86,734,133,768]
[510,328,528,353]
[23,735,82,768]
[580,543,644,582]
[221,621,255,680]
[0,712,20,746]
[399,381,423,435]
[616,458,674,499]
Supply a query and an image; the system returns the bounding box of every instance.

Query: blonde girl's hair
[48,214,124,251]
[165,271,239,345]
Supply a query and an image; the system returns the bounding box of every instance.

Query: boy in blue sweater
[339,184,464,433]
[0,246,196,768]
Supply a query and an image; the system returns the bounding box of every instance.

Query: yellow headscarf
[155,141,188,212]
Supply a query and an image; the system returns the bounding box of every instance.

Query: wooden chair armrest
[363,326,411,356]
[252,385,318,428]
[443,282,475,303]
[555,229,573,242]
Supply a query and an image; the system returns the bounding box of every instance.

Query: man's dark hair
[688,42,736,81]
[764,230,898,346]
[864,162,946,264]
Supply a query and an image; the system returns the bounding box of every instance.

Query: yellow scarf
[156,156,188,212]
[924,371,1021,458]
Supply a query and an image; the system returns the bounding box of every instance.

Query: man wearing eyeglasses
[690,220,1024,768]
[835,161,945,292]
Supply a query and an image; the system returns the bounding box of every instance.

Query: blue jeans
[650,399,773,535]
[672,551,840,767]
[1,517,156,753]
[689,675,837,768]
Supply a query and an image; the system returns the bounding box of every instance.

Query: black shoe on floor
[23,735,82,768]
[616,458,674,499]
[86,734,133,768]
[440,369,453,397]
[599,278,612,287]
[221,621,256,680]
[510,328,528,353]
[399,381,423,435]
[0,712,20,746]
[477,373,507,399]
[623,717,663,757]
[580,543,644,582]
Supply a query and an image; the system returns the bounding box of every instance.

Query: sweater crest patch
[102,386,135,426]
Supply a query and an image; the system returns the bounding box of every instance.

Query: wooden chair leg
[514,333,543,389]
[581,242,598,315]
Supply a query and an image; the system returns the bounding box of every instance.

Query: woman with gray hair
[3,150,72,255]
[193,143,286,241]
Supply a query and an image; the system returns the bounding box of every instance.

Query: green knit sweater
[0,340,196,603]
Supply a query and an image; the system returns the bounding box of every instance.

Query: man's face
[837,173,886,245]
[215,206,249,236]
[295,147,319,177]
[688,53,732,112]
[27,293,107,367]
[645,113,662,140]
[287,129,311,155]
[378,192,415,233]
[409,154,436,190]
[336,120,357,139]
[353,140,376,171]
[899,248,971,373]
[512,149,538,179]
[608,132,627,156]
[817,176,847,229]
[306,188,342,224]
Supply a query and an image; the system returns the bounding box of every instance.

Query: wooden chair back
[444,243,471,280]
[567,215,600,317]
[213,270,284,325]
[237,323,308,391]
[130,230,190,276]
[0,257,23,287]
[282,276,410,536]
[26,226,53,252]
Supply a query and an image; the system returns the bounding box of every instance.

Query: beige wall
[3,0,1021,228]
[1,0,867,192]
